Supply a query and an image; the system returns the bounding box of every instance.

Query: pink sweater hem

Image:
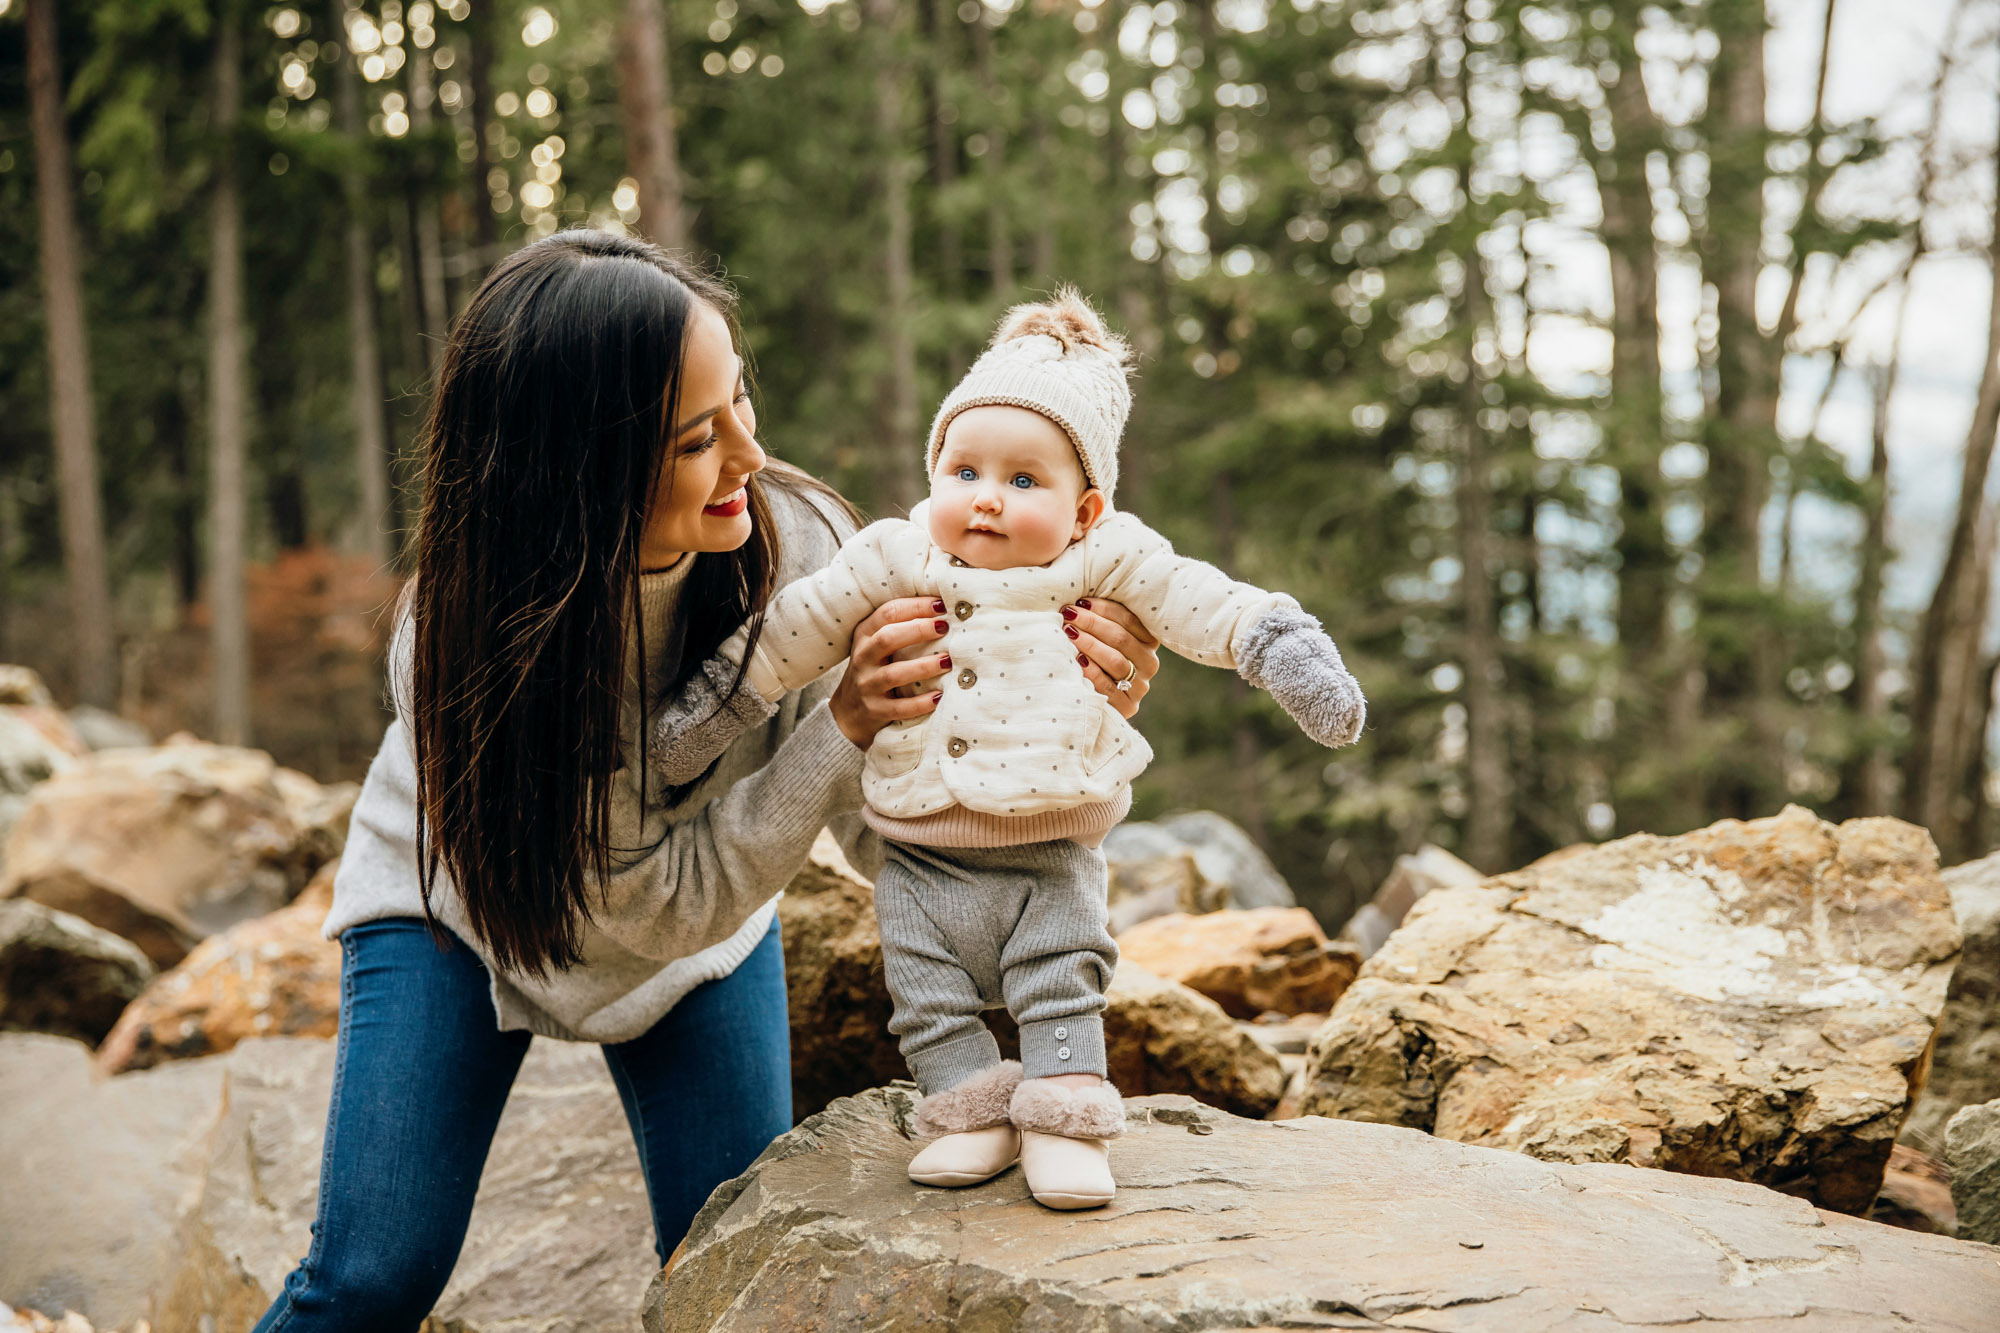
[863,788,1132,849]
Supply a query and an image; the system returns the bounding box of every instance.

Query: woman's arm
[607,582,954,960]
[598,696,867,962]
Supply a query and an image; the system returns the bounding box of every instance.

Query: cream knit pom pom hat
[925,287,1133,503]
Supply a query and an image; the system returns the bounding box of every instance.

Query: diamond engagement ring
[1116,661,1138,692]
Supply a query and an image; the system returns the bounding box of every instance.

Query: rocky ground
[3,665,1998,1330]
[650,1088,2000,1332]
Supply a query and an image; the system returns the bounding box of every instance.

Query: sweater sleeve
[590,695,867,962]
[730,518,926,700]
[1085,514,1298,670]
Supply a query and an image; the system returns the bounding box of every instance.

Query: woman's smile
[704,487,749,517]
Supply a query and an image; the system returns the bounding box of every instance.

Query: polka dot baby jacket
[724,505,1298,820]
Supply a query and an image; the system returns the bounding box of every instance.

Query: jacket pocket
[868,717,928,777]
[1081,705,1145,777]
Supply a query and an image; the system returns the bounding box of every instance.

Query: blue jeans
[253,915,792,1332]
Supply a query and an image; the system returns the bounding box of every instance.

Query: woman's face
[640,301,766,570]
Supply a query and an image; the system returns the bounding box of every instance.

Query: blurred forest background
[2,0,1998,928]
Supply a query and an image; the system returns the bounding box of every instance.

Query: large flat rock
[1,1031,658,1332]
[646,1087,2000,1332]
[158,1037,656,1333]
[1300,807,1958,1213]
[0,1034,229,1329]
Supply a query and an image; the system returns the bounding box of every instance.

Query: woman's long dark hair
[409,229,844,979]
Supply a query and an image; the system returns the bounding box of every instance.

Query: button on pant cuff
[1019,1015,1105,1080]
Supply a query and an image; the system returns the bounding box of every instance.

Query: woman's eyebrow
[674,405,721,437]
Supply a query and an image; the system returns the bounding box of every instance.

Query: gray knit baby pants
[874,837,1118,1095]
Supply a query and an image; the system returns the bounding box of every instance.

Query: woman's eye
[1012,475,1034,489]
[956,467,977,482]
[686,433,718,456]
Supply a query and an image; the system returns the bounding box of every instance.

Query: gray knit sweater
[323,486,877,1044]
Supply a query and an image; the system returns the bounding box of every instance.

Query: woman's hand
[829,597,952,749]
[1063,598,1161,720]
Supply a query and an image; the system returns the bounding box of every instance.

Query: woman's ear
[1072,488,1107,540]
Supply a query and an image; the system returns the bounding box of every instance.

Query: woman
[253,230,1161,1330]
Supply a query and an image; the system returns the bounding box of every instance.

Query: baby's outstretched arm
[649,519,929,784]
[1087,515,1365,748]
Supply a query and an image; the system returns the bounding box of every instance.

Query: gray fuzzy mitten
[1237,605,1366,747]
[647,653,779,786]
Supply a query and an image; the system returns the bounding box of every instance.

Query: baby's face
[928,406,1104,569]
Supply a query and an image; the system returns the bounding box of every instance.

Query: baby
[654,291,1364,1209]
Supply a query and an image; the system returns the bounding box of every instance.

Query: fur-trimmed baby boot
[1009,1076,1125,1210]
[907,1061,1024,1187]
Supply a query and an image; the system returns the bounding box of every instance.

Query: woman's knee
[270,1237,460,1331]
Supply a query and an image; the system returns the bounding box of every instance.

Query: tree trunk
[25,0,116,707]
[339,43,394,570]
[1457,354,1507,870]
[618,0,690,250]
[462,1,498,259]
[927,0,966,376]
[208,2,252,746]
[972,19,1011,295]
[1906,96,2000,851]
[1451,0,1509,871]
[1702,0,1782,818]
[406,32,451,375]
[1851,363,1895,813]
[161,385,200,613]
[1851,11,1955,818]
[867,0,921,515]
[1033,121,1057,280]
[1601,46,1668,672]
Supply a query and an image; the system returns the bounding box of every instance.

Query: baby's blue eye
[956,466,977,482]
[1012,474,1035,489]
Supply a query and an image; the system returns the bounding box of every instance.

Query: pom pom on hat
[926,286,1133,501]
[990,289,1132,366]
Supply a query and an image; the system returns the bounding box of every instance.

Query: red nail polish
[1061,607,1077,621]
[939,655,952,669]
[932,599,946,614]
[1077,652,1090,666]
[931,691,944,703]
[935,619,949,634]
[1076,598,1092,609]
[1064,625,1079,640]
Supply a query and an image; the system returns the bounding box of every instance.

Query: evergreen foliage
[0,0,1989,924]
